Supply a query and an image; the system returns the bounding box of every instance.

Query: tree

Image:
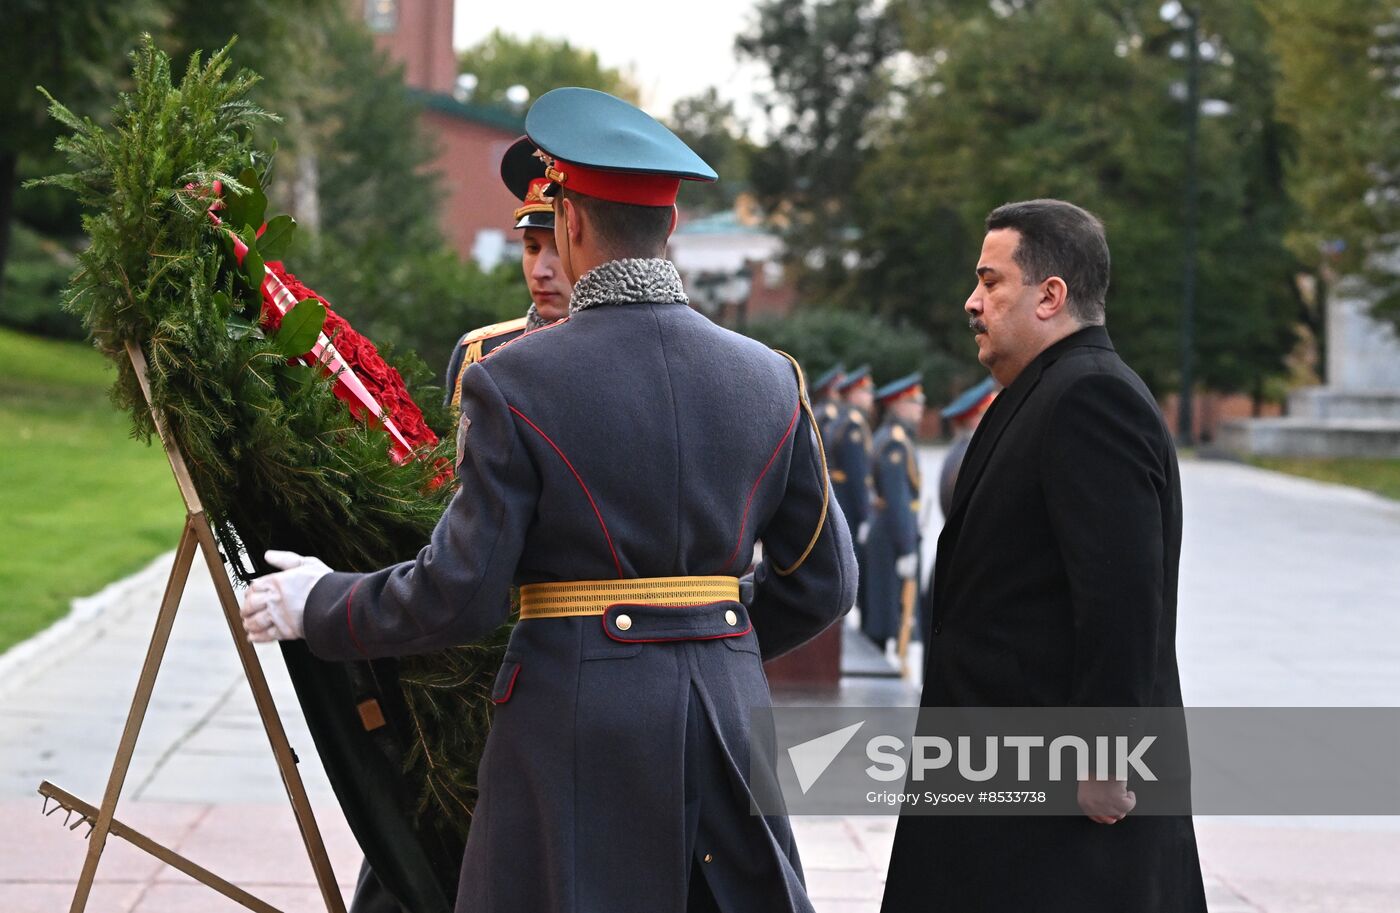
[1264,0,1400,336]
[848,0,1298,400]
[457,30,640,109]
[668,89,755,216]
[293,15,525,375]
[0,0,160,302]
[736,0,901,293]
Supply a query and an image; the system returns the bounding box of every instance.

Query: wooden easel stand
[41,340,346,913]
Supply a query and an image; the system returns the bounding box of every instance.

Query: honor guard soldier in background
[810,362,846,452]
[443,135,574,413]
[825,365,875,607]
[243,87,857,913]
[936,376,998,517]
[863,374,927,662]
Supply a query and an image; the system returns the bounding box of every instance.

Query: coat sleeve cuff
[303,570,370,661]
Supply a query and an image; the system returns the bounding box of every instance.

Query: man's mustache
[968,317,988,334]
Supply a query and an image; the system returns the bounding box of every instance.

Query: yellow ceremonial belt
[518,576,741,619]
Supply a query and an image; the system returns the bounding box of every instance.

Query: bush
[743,307,958,396]
[0,223,83,339]
[293,238,528,378]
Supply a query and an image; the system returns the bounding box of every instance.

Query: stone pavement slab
[2,452,1399,911]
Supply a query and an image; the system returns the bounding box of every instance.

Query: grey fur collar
[569,258,689,313]
[524,303,548,331]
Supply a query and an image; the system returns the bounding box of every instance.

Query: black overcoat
[304,292,858,913]
[882,326,1205,912]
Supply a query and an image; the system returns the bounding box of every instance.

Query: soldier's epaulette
[460,316,529,348]
[452,317,533,411]
[480,315,571,362]
[891,424,907,441]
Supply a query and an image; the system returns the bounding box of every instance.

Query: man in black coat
[881,199,1206,912]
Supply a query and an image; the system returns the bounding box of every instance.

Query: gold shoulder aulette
[452,316,530,410]
[891,424,907,441]
[460,316,528,348]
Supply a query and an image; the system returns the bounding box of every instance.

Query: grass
[1248,456,1400,502]
[0,327,184,653]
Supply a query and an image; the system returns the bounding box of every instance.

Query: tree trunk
[0,150,18,308]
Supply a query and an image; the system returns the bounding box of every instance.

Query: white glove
[857,521,870,546]
[240,550,332,643]
[895,552,918,580]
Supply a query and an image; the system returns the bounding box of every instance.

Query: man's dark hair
[985,199,1110,325]
[558,188,672,258]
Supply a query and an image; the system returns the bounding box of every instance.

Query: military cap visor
[940,377,998,419]
[526,87,717,207]
[812,364,847,393]
[838,365,873,392]
[876,372,925,405]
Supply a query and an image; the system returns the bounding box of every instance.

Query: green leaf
[271,298,326,357]
[223,166,267,231]
[256,214,296,260]
[226,315,263,341]
[213,291,233,314]
[242,243,265,292]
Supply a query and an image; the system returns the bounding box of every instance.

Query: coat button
[932,623,942,636]
[615,614,632,631]
[724,610,738,626]
[703,853,713,863]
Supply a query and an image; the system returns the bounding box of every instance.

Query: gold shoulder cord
[773,350,830,576]
[450,340,485,411]
[450,317,529,410]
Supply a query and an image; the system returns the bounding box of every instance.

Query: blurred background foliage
[2,0,1398,407]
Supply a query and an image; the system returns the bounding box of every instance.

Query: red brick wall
[1158,392,1283,444]
[422,112,522,259]
[365,0,457,94]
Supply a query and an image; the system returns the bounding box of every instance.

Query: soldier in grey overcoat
[862,374,926,649]
[241,87,857,913]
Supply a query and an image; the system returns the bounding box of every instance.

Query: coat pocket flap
[491,656,522,704]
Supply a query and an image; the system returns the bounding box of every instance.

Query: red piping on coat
[343,579,367,657]
[480,315,570,362]
[492,664,521,704]
[508,405,624,579]
[720,401,801,573]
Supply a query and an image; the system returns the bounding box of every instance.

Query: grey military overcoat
[863,418,921,644]
[303,262,857,913]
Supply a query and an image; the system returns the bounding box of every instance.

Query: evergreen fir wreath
[35,36,507,907]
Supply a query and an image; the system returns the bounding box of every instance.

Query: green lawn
[1249,456,1400,502]
[0,328,183,652]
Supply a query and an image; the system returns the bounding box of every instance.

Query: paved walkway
[2,452,1399,911]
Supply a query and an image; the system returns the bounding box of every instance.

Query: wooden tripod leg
[192,514,347,913]
[69,517,200,913]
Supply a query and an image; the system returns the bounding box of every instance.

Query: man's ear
[667,205,679,239]
[1035,276,1070,321]
[563,197,583,247]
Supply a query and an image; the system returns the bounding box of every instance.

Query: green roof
[407,89,525,133]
